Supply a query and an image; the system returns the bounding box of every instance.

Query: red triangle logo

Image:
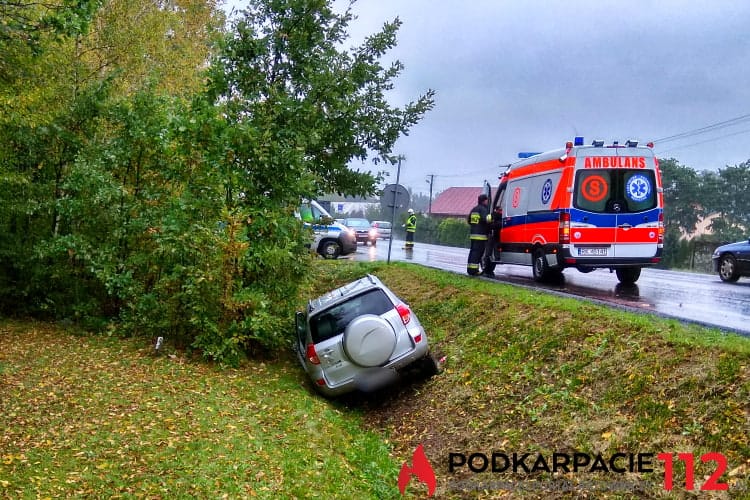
[398,444,436,496]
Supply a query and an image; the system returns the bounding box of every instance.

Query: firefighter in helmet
[404,208,417,249]
[467,194,493,276]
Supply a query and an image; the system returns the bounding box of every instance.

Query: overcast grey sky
[225,1,750,194]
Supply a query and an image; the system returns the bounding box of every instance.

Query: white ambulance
[487,137,664,284]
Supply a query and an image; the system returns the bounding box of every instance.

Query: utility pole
[387,156,404,264]
[426,174,435,215]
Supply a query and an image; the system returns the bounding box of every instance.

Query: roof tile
[429,187,485,217]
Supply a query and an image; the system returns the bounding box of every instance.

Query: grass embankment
[0,324,395,498]
[2,260,749,499]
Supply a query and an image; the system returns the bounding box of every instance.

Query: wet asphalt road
[343,239,750,338]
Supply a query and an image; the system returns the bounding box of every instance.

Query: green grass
[315,261,750,498]
[0,322,399,499]
[2,260,750,498]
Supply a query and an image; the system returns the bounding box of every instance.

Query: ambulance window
[574,170,611,213]
[574,169,657,213]
[622,170,656,212]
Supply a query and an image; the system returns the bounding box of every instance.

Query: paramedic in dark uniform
[467,194,493,276]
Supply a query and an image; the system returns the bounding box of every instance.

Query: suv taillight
[559,212,571,244]
[306,343,320,365]
[396,303,411,325]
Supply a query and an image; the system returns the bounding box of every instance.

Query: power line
[400,113,750,191]
[654,112,750,144]
[657,127,750,155]
[424,166,502,179]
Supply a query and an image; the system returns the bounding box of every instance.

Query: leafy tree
[0,0,225,319]
[0,0,101,88]
[178,0,435,361]
[707,163,750,241]
[0,0,434,365]
[437,218,469,248]
[660,226,691,269]
[209,0,435,205]
[409,190,433,214]
[0,0,101,48]
[658,158,702,235]
[78,0,224,97]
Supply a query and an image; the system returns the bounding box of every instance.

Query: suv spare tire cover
[343,314,397,367]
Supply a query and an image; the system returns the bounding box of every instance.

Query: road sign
[380,184,410,214]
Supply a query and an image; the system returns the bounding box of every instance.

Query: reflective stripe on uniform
[470,235,488,241]
[406,215,417,232]
[467,263,480,269]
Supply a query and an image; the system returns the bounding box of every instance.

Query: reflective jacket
[405,214,417,233]
[468,203,492,240]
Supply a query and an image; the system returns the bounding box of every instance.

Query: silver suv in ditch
[295,274,439,397]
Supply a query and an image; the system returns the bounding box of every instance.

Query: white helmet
[407,208,414,214]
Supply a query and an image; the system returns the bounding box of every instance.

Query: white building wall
[328,202,378,215]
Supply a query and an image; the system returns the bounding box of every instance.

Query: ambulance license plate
[578,247,608,256]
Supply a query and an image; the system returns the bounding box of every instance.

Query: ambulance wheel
[532,248,550,282]
[319,240,341,259]
[616,267,641,285]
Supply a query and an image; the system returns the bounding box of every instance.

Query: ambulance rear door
[612,166,661,259]
[572,148,661,261]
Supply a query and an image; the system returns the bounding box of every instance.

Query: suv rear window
[310,289,394,343]
[574,169,657,213]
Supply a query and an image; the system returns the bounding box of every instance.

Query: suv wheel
[343,315,396,367]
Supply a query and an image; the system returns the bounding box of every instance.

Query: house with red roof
[429,187,485,218]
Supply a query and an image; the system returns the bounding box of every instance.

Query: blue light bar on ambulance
[518,152,542,158]
[574,136,584,146]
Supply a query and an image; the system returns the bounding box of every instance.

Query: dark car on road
[343,218,378,246]
[712,238,750,282]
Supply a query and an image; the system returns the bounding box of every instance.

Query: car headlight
[369,229,377,237]
[712,249,720,258]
